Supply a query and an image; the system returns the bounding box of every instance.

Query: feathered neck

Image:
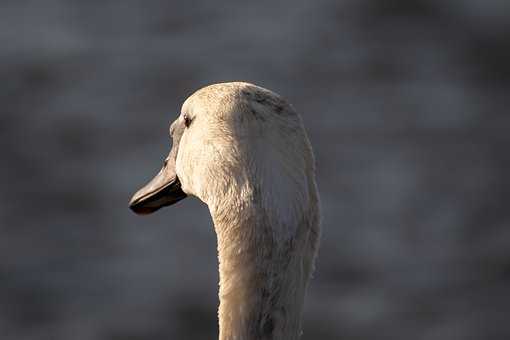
[209,183,317,340]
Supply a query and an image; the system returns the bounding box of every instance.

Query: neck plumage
[210,199,317,340]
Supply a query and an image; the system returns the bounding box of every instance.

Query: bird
[129,82,320,340]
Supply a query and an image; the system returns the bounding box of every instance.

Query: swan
[129,82,320,340]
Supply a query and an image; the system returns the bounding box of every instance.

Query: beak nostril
[163,159,168,167]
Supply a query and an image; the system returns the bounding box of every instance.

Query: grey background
[1,1,509,339]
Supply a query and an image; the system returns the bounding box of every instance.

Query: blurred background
[1,1,509,339]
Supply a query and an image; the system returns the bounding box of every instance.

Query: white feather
[175,82,320,340]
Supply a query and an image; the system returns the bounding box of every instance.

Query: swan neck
[213,208,307,340]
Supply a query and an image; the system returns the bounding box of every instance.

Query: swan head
[130,82,315,223]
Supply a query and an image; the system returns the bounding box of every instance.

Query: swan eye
[183,113,192,128]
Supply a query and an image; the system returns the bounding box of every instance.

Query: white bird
[129,82,320,340]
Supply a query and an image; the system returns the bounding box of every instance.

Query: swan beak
[129,160,187,215]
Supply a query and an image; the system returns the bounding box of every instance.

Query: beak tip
[129,193,149,215]
[129,200,157,215]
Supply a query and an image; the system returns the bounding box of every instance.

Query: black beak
[129,153,187,215]
[130,116,188,215]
